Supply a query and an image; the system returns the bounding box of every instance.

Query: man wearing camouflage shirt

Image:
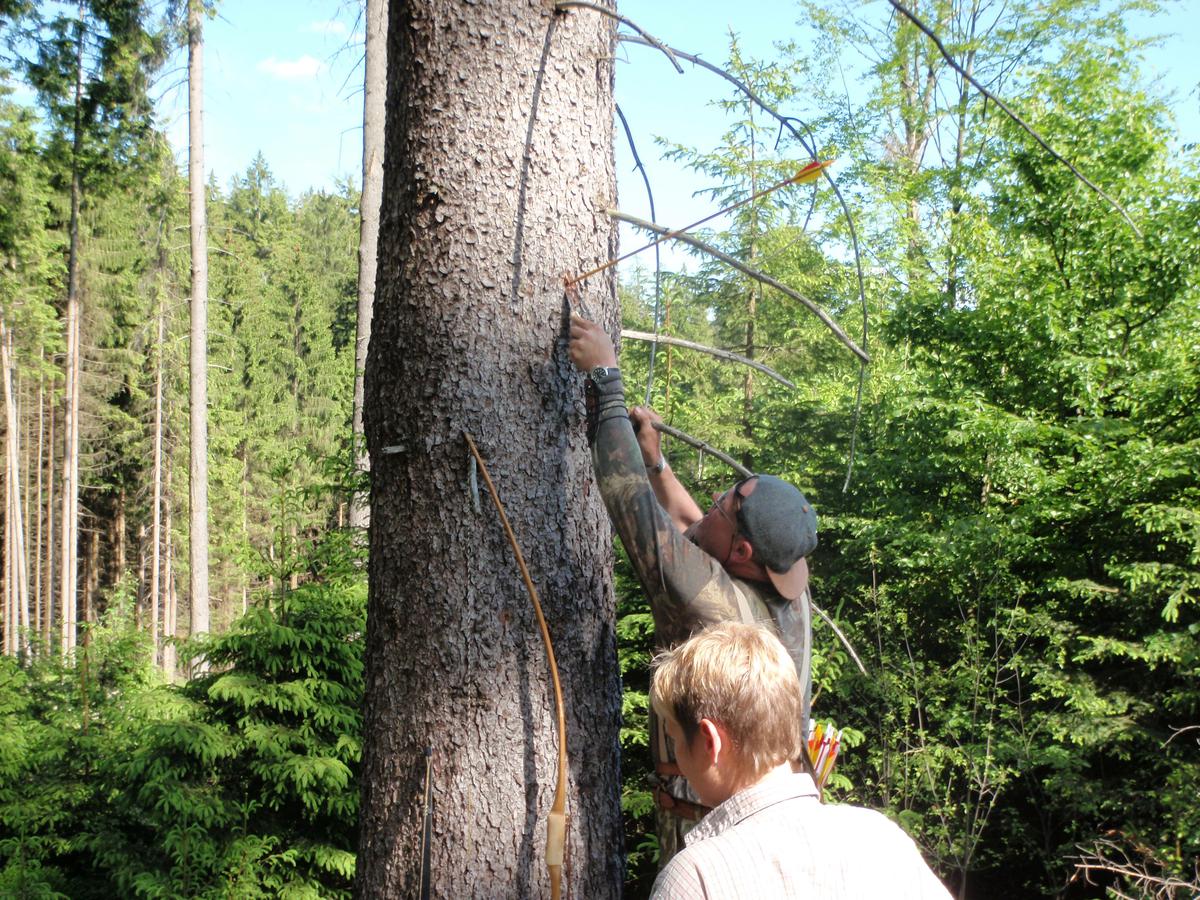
[568,314,818,863]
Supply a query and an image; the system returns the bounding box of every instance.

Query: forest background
[0,0,1197,898]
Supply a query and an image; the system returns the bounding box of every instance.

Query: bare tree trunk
[187,0,210,653]
[60,11,86,654]
[151,287,164,662]
[356,3,623,896]
[162,453,176,680]
[20,368,33,650]
[349,0,387,530]
[33,359,44,647]
[137,523,146,632]
[83,524,98,627]
[4,450,10,656]
[45,384,55,651]
[2,318,30,655]
[114,487,126,582]
[742,115,759,470]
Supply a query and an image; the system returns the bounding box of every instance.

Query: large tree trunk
[187,0,210,649]
[356,2,624,897]
[349,0,387,530]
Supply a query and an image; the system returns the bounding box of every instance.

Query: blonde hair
[650,621,804,779]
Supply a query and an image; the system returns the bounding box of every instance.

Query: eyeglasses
[708,476,757,535]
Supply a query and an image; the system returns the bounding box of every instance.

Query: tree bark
[356,2,623,897]
[349,0,387,530]
[187,0,211,650]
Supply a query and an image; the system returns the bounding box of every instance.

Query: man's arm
[630,406,703,534]
[568,315,742,646]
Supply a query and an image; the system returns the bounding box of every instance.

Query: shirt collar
[686,771,820,846]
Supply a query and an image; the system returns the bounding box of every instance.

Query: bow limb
[464,433,569,899]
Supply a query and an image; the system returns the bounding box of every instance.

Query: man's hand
[631,406,664,469]
[568,314,618,373]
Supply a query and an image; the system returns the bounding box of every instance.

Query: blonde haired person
[649,622,952,899]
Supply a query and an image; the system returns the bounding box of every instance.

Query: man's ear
[697,717,724,766]
[729,535,755,566]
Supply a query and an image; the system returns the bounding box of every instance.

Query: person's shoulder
[648,848,705,900]
[819,803,953,898]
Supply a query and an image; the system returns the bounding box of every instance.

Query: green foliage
[0,526,366,898]
[614,8,1197,897]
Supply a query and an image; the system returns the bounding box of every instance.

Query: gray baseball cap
[738,474,817,601]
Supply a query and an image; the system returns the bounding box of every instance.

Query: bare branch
[810,601,868,675]
[885,0,1143,238]
[1164,724,1200,747]
[615,103,663,405]
[650,421,751,479]
[618,33,870,489]
[555,1,683,73]
[610,209,870,364]
[1074,835,1200,899]
[621,329,796,390]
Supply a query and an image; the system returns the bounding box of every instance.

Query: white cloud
[256,55,325,80]
[288,94,329,116]
[307,20,347,35]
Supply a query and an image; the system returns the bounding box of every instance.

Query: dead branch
[610,209,870,364]
[649,420,751,479]
[554,1,683,73]
[884,0,1143,238]
[616,34,870,489]
[1164,724,1200,747]
[620,329,796,390]
[1073,835,1200,900]
[810,601,868,675]
[615,103,664,405]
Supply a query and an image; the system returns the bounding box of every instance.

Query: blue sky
[157,0,1198,266]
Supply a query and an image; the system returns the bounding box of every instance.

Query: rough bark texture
[357,1,623,896]
[349,0,387,530]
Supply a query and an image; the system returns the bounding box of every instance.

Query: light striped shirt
[650,772,953,899]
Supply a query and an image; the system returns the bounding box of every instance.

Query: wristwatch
[589,365,621,384]
[648,454,666,475]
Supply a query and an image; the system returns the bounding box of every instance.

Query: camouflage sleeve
[588,376,742,647]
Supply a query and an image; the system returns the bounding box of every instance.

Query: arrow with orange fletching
[565,159,835,287]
